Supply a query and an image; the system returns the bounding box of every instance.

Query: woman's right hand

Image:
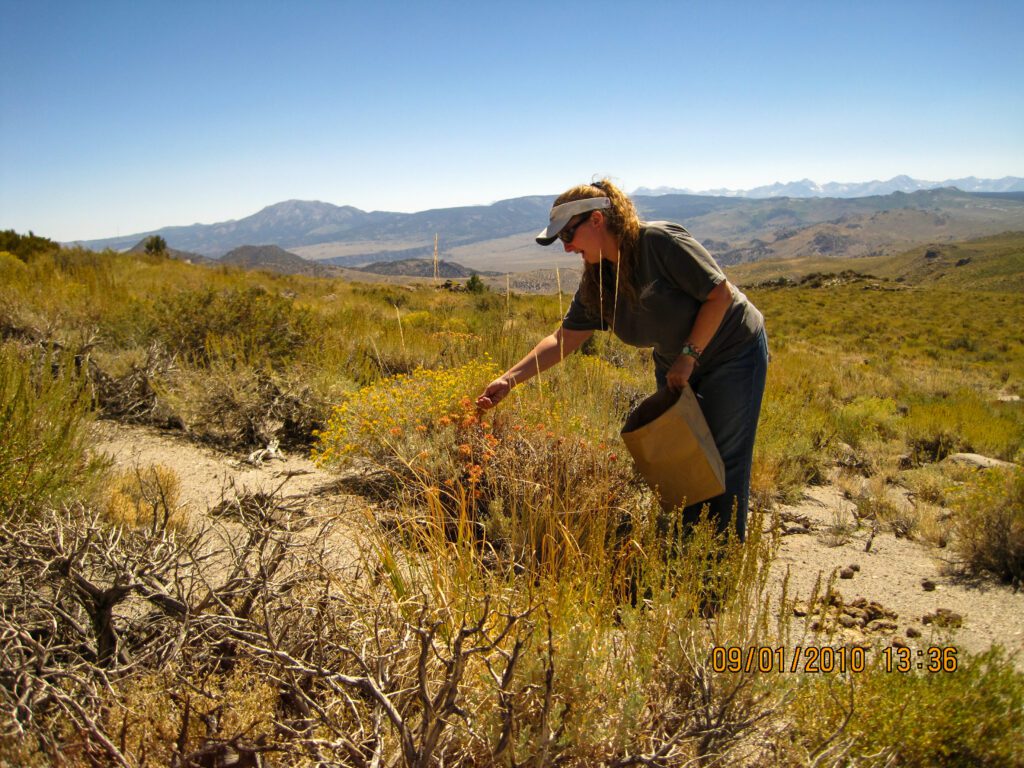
[476,377,513,410]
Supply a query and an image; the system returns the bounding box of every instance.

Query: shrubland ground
[1,229,1023,766]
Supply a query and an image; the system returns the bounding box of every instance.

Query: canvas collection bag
[621,386,725,510]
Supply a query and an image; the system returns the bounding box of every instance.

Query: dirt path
[90,421,1023,667]
[90,420,368,566]
[91,421,343,510]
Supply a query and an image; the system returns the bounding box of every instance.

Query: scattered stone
[867,619,899,633]
[923,608,963,629]
[840,567,855,579]
[838,614,860,629]
[891,637,908,649]
[852,599,898,623]
[906,626,922,639]
[849,563,861,572]
[845,607,868,622]
[921,579,936,592]
[803,592,900,637]
[945,453,1016,470]
[925,248,941,260]
[792,602,808,618]
[955,257,972,267]
[897,453,914,469]
[997,393,1021,403]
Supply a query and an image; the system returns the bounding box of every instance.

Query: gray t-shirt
[562,221,764,376]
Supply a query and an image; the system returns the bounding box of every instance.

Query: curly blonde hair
[555,179,640,325]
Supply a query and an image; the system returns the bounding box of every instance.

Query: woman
[476,179,768,541]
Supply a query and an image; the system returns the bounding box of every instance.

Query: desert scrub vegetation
[314,357,643,575]
[152,286,314,368]
[2,230,1024,764]
[949,466,1024,586]
[0,342,104,517]
[787,645,1024,767]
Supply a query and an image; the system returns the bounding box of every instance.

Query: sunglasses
[558,213,592,243]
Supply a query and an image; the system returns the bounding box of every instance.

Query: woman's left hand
[666,354,697,391]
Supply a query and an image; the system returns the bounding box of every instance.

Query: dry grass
[105,464,189,532]
[2,231,1024,764]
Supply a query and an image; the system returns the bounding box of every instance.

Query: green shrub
[162,362,327,448]
[905,392,1024,463]
[152,286,313,368]
[0,230,59,262]
[0,343,100,517]
[835,395,901,446]
[789,647,1024,767]
[951,467,1024,586]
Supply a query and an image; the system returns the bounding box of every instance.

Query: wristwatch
[680,343,702,363]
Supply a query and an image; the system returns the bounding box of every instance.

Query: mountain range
[74,178,1024,275]
[633,175,1024,199]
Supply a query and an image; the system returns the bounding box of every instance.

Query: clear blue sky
[2,0,1022,241]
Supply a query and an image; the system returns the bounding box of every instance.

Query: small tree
[466,273,486,293]
[144,235,167,256]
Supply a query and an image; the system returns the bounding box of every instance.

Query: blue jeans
[655,329,768,541]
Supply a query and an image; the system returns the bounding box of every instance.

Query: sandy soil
[90,420,367,566]
[90,421,1023,668]
[771,484,1024,666]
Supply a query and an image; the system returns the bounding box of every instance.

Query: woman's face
[562,211,603,264]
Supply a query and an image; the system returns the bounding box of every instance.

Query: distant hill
[353,258,498,278]
[727,231,1024,293]
[220,244,327,275]
[634,175,1024,199]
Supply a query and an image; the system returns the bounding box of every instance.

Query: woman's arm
[476,326,594,409]
[664,279,734,390]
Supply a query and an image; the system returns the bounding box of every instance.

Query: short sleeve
[561,290,606,331]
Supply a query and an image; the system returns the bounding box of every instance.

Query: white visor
[535,197,611,245]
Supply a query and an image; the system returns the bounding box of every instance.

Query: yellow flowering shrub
[312,357,500,468]
[401,310,433,328]
[313,355,639,573]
